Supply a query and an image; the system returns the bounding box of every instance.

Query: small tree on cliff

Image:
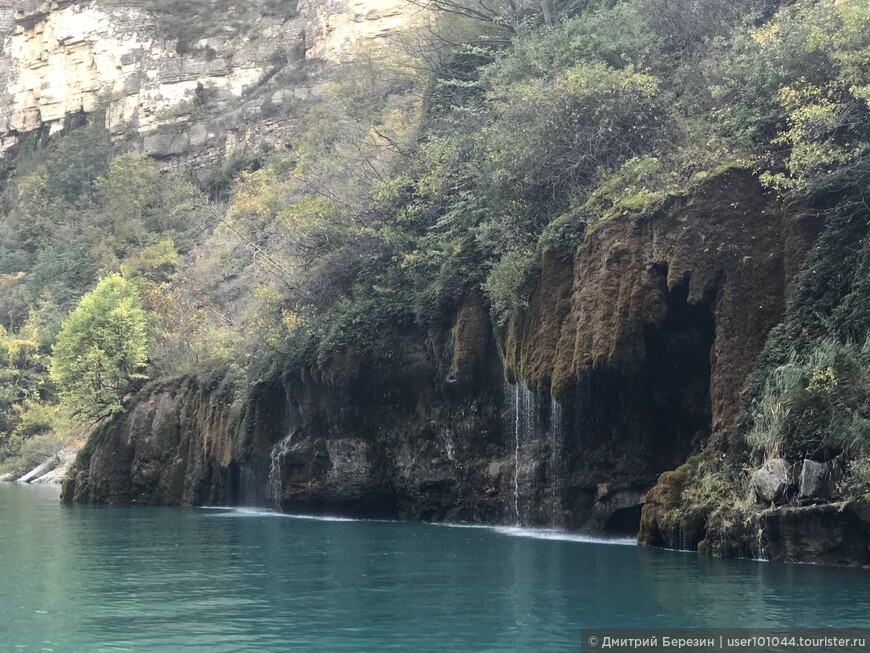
[51,274,150,422]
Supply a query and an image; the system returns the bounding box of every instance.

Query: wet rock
[756,504,870,566]
[591,487,646,533]
[278,437,397,519]
[65,172,838,561]
[0,471,19,482]
[752,459,794,504]
[799,459,833,501]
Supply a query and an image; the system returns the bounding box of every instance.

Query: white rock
[753,458,794,504]
[17,457,58,484]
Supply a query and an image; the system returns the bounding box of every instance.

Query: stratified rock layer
[0,0,411,162]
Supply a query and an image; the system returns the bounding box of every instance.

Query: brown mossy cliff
[62,376,239,505]
[507,168,819,447]
[65,168,832,557]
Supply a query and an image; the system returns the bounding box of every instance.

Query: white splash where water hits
[199,508,637,544]
[199,507,358,522]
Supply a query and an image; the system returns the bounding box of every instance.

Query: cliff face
[0,0,410,163]
[64,170,827,544]
[63,377,239,505]
[507,169,818,446]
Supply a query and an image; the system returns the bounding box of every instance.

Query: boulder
[799,459,833,500]
[143,132,190,158]
[752,458,794,504]
[32,447,80,485]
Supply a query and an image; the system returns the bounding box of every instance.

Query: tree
[94,153,160,248]
[50,275,150,421]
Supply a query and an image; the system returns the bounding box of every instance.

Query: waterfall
[549,398,563,528]
[505,380,536,526]
[267,433,294,510]
[514,383,520,524]
[755,525,767,561]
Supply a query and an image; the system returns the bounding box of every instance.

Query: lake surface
[0,483,868,652]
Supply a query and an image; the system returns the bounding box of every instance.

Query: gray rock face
[756,503,870,566]
[0,0,414,164]
[591,485,646,532]
[799,459,833,500]
[752,459,794,504]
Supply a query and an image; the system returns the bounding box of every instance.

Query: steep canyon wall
[63,170,831,549]
[0,0,410,164]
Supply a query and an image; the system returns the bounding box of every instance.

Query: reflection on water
[1,484,867,652]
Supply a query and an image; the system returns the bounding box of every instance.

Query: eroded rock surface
[65,170,825,551]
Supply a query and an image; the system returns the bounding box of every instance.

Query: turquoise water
[0,484,868,652]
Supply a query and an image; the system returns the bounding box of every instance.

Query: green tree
[50,275,150,421]
[94,154,160,247]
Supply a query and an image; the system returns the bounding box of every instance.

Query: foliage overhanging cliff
[0,0,869,561]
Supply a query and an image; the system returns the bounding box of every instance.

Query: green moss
[539,211,588,260]
[613,191,662,214]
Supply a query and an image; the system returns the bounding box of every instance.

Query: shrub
[481,249,539,331]
[51,275,151,421]
[747,338,870,461]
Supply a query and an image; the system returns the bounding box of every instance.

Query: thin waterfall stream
[549,398,563,528]
[267,432,295,509]
[514,383,520,524]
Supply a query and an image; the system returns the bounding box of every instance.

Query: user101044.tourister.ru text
[580,628,870,652]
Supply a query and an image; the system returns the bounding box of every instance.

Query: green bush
[538,210,588,260]
[748,338,870,461]
[481,249,539,331]
[51,275,151,421]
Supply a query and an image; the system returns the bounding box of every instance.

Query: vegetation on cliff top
[0,0,868,506]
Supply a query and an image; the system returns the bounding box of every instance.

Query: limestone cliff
[64,170,833,550]
[0,0,411,163]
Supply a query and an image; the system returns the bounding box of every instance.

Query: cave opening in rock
[563,272,716,532]
[604,504,645,535]
[639,274,716,469]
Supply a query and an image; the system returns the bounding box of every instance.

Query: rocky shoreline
[1,447,80,486]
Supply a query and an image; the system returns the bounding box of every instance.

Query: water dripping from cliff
[503,380,568,529]
[549,398,564,528]
[238,457,270,507]
[504,380,536,526]
[267,433,295,510]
